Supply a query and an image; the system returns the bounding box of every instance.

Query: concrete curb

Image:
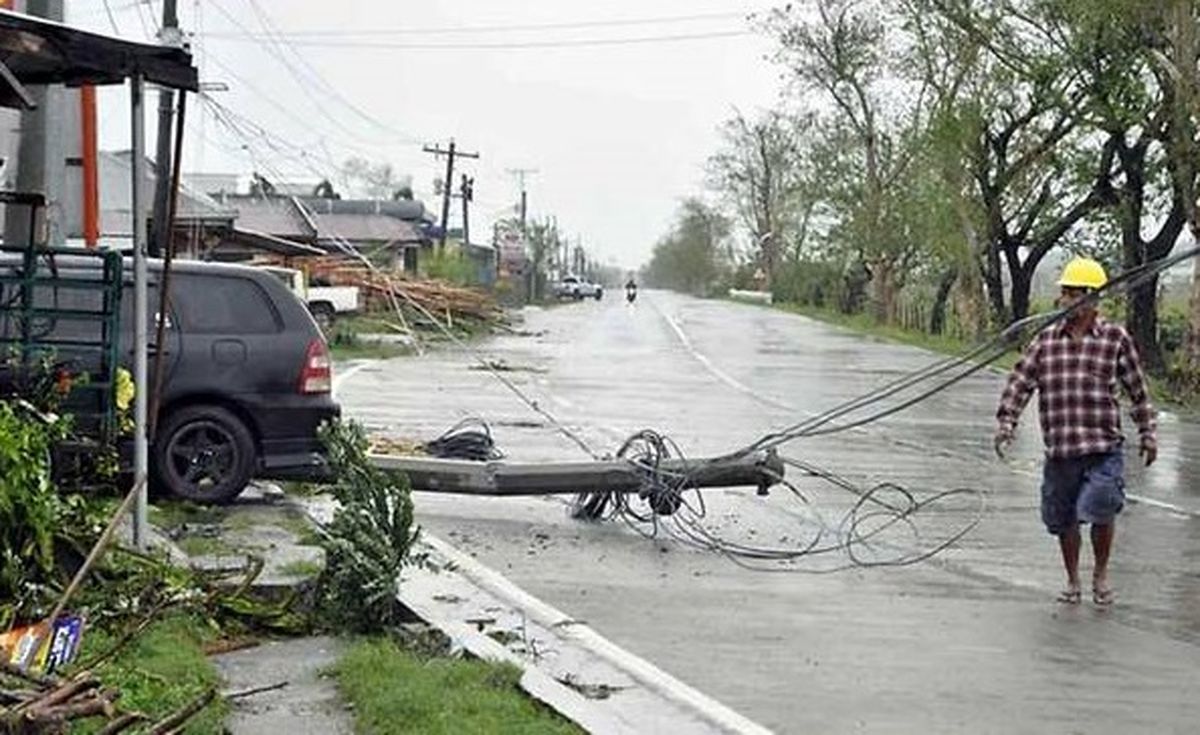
[419,534,774,735]
[295,495,772,735]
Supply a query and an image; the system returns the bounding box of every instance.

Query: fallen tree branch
[145,687,217,734]
[224,680,288,700]
[96,711,147,734]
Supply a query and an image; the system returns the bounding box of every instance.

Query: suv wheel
[154,405,256,504]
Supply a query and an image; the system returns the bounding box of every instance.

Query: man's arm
[995,336,1041,451]
[1117,330,1157,464]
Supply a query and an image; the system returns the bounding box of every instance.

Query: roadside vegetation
[334,637,582,735]
[0,362,560,732]
[645,0,1200,407]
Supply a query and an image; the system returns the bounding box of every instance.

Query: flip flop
[1056,588,1082,604]
[1092,587,1115,607]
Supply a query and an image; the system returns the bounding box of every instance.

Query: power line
[204,29,754,50]
[203,9,755,38]
[200,0,418,149]
[238,0,424,144]
[100,0,122,34]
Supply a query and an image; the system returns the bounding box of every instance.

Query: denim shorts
[1040,451,1125,535]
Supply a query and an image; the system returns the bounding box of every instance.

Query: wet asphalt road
[337,291,1200,734]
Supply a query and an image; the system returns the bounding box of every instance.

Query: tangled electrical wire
[422,417,504,461]
[568,429,985,573]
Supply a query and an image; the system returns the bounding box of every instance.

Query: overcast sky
[70,0,781,268]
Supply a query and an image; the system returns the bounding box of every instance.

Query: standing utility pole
[424,140,478,251]
[459,173,474,245]
[150,0,181,257]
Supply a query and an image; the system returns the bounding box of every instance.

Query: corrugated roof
[309,211,425,244]
[217,194,316,241]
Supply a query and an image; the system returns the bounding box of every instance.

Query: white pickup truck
[552,275,603,301]
[257,265,360,330]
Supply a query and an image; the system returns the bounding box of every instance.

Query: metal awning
[0,8,197,109]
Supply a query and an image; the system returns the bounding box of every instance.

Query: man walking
[994,257,1157,606]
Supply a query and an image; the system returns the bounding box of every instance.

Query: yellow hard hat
[1058,257,1107,290]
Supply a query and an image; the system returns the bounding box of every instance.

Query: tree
[917,0,1121,325]
[762,0,927,322]
[707,110,815,289]
[1053,0,1186,374]
[524,217,557,301]
[1151,0,1200,369]
[341,157,407,200]
[644,199,732,295]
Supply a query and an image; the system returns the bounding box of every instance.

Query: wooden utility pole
[150,0,181,257]
[424,140,478,251]
[459,173,474,245]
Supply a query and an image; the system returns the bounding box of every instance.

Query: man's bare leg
[1091,523,1115,604]
[1057,527,1082,603]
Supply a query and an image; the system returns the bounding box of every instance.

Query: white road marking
[658,307,796,412]
[333,360,371,394]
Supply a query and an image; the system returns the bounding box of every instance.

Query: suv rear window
[171,274,281,334]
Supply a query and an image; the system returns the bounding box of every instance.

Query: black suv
[0,254,340,503]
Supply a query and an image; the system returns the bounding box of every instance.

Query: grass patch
[176,534,236,558]
[774,300,1200,411]
[148,500,226,530]
[72,613,228,734]
[328,313,415,360]
[278,559,323,577]
[334,638,582,735]
[775,302,1022,370]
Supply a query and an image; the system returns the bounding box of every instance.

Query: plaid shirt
[996,317,1156,458]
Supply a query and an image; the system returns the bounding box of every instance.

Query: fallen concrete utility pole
[369,451,783,497]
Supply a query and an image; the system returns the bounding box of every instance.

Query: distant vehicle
[0,254,340,504]
[553,275,603,301]
[257,265,360,330]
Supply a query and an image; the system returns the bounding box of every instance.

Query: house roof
[69,150,235,238]
[297,195,427,221]
[215,193,317,242]
[308,211,425,245]
[0,9,197,109]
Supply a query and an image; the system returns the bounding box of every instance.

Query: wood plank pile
[256,256,503,324]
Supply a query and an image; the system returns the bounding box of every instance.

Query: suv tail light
[298,339,332,394]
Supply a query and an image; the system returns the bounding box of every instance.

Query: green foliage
[421,248,477,286]
[772,258,854,310]
[75,614,229,735]
[0,401,69,626]
[334,637,582,735]
[316,420,419,633]
[644,199,732,295]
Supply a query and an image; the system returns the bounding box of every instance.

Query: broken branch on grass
[224,680,289,700]
[145,687,217,734]
[96,711,147,734]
